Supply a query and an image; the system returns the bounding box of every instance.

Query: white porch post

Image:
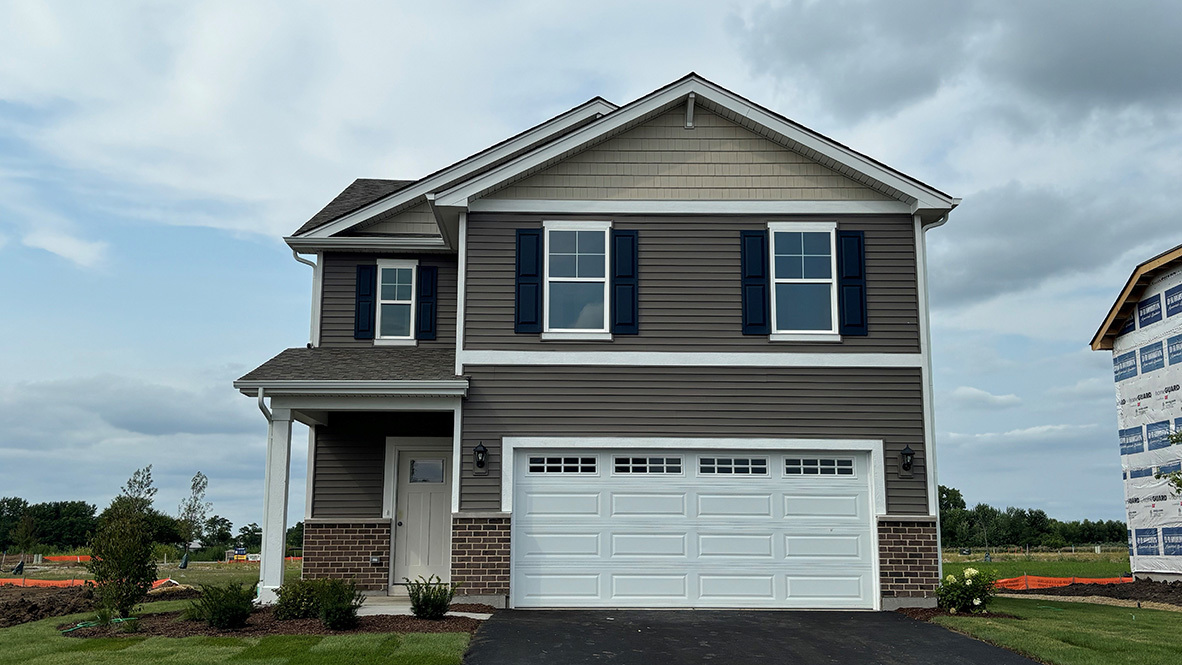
[258,407,292,603]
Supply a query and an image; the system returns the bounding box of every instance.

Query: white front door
[394,453,451,583]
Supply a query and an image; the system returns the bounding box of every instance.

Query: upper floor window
[768,222,838,339]
[376,259,417,343]
[544,220,611,338]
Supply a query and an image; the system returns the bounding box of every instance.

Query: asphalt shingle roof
[292,178,417,237]
[237,347,459,383]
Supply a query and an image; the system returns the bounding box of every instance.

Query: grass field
[942,550,1131,580]
[936,596,1176,665]
[0,600,469,665]
[9,561,304,588]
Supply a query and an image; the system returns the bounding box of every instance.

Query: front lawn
[934,596,1177,665]
[13,560,303,588]
[943,556,1130,580]
[0,600,470,665]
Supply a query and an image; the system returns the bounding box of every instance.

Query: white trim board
[459,350,923,368]
[499,436,887,518]
[469,199,914,215]
[298,99,617,239]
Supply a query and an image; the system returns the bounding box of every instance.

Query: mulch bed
[0,585,95,628]
[896,607,1018,621]
[59,606,483,638]
[1002,578,1182,606]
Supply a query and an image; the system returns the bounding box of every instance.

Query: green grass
[935,596,1178,665]
[13,561,303,588]
[0,600,469,665]
[943,557,1131,580]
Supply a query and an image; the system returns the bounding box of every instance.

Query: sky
[2,0,1180,530]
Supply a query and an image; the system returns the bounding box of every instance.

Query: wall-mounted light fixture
[473,442,488,476]
[900,445,915,474]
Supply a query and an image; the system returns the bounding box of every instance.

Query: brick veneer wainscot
[878,518,939,602]
[451,515,510,596]
[302,521,391,591]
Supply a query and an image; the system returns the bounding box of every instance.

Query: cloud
[944,423,1098,450]
[21,229,107,267]
[1049,377,1116,401]
[949,386,1021,409]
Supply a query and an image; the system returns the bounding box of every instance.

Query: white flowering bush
[936,567,996,614]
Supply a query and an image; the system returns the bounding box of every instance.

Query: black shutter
[515,229,543,333]
[354,264,377,340]
[610,229,639,335]
[740,230,771,335]
[836,230,868,336]
[415,265,438,340]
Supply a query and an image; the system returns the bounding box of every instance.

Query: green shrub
[317,579,365,630]
[274,578,328,620]
[936,567,997,614]
[87,498,157,618]
[404,575,460,620]
[186,583,255,629]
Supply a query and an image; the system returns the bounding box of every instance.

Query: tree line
[939,486,1127,549]
[0,466,299,560]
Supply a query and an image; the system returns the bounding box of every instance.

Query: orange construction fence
[43,555,92,563]
[0,578,179,589]
[994,575,1133,590]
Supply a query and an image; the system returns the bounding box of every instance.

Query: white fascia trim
[299,99,617,239]
[234,380,469,397]
[500,436,887,519]
[470,199,914,216]
[436,77,955,210]
[285,236,449,252]
[458,350,922,368]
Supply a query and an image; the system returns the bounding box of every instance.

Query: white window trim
[768,221,840,342]
[543,220,612,340]
[374,259,418,345]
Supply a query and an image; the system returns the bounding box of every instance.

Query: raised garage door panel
[511,449,875,608]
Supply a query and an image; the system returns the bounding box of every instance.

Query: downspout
[291,249,321,347]
[918,212,950,581]
[257,388,272,421]
[291,249,316,269]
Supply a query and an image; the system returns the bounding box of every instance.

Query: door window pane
[410,459,444,483]
[549,282,605,329]
[775,283,832,331]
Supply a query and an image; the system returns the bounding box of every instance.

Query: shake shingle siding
[464,214,919,353]
[319,252,457,347]
[458,365,928,515]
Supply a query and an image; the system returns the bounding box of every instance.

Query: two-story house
[235,74,959,610]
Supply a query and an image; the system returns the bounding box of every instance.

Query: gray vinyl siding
[487,107,893,202]
[458,365,928,515]
[464,214,919,353]
[310,412,453,518]
[349,201,439,236]
[319,252,457,347]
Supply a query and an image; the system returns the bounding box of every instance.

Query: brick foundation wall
[451,515,510,597]
[878,518,939,605]
[302,521,391,591]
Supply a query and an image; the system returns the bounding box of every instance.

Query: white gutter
[285,236,449,253]
[234,379,470,398]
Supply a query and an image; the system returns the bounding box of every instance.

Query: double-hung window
[543,220,611,340]
[768,221,838,340]
[375,259,417,344]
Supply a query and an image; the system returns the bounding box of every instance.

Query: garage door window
[699,457,768,475]
[613,456,682,474]
[528,456,597,474]
[785,457,854,476]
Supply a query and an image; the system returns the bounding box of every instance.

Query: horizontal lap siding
[465,214,919,352]
[311,412,454,519]
[319,252,457,347]
[459,366,928,515]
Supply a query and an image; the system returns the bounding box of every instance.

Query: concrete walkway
[358,595,492,620]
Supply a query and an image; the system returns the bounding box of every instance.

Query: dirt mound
[61,606,482,638]
[0,585,95,628]
[1004,578,1182,606]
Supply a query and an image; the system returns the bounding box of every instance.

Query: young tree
[176,471,211,552]
[89,496,157,617]
[121,465,158,505]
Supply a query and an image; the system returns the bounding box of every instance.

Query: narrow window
[375,259,417,341]
[528,456,597,474]
[544,221,610,333]
[614,456,683,474]
[786,457,855,476]
[699,457,768,475]
[769,222,838,334]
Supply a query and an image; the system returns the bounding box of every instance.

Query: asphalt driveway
[463,610,1037,665]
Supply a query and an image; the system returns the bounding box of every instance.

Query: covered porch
[234,347,466,603]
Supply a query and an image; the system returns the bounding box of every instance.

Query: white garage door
[511,449,876,609]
